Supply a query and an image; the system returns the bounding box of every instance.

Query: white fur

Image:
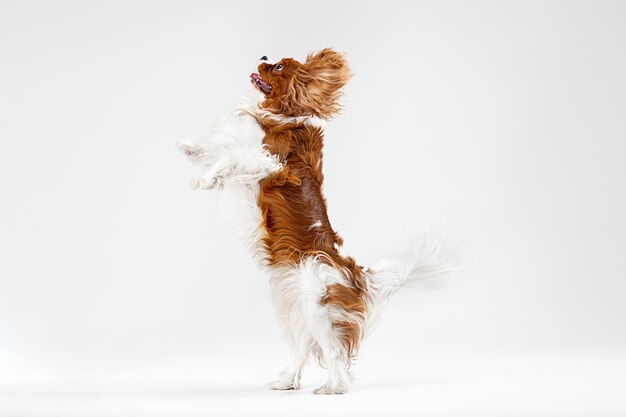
[363,237,461,338]
[256,105,326,127]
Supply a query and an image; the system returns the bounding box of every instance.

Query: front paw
[177,141,213,165]
[191,175,223,190]
[177,140,201,156]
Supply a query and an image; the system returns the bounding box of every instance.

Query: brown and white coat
[178,49,456,394]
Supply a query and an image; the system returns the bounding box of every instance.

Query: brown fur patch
[321,284,367,357]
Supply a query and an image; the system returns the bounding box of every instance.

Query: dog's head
[250,48,351,120]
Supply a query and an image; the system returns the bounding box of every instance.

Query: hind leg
[310,319,352,394]
[268,345,310,390]
[267,273,314,391]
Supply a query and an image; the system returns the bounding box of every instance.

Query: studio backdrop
[0,1,624,415]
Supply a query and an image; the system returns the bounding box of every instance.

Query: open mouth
[250,73,272,93]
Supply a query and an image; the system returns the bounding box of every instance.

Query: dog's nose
[260,55,268,61]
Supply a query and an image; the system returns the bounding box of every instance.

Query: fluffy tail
[362,238,461,338]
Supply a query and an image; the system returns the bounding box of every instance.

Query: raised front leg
[190,158,229,190]
[177,141,216,167]
[308,313,353,394]
[177,140,282,189]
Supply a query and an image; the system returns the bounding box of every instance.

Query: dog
[177,48,457,394]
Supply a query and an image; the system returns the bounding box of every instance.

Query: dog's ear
[285,48,351,119]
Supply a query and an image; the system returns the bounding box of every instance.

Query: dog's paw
[177,141,213,165]
[267,381,299,391]
[177,141,202,156]
[313,384,346,395]
[191,175,223,190]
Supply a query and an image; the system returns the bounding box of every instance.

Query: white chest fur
[177,101,280,263]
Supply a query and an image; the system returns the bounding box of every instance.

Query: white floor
[2,348,625,417]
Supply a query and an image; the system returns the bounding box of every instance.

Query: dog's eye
[275,64,283,71]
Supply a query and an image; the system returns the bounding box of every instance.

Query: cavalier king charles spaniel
[178,49,456,394]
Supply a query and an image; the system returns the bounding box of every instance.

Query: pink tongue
[250,73,271,92]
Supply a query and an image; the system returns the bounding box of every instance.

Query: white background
[1,1,625,416]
